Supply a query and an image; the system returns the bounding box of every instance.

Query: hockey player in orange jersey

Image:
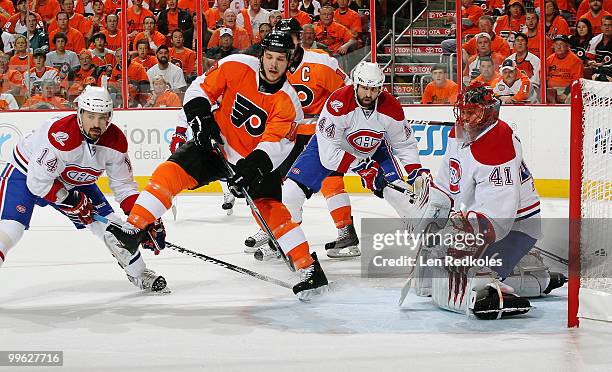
[103,31,329,300]
[246,19,358,261]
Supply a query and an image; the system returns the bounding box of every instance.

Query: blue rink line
[249,286,568,334]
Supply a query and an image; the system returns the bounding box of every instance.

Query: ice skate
[325,221,360,258]
[244,229,269,253]
[254,241,281,261]
[222,192,235,215]
[128,268,170,294]
[293,252,329,301]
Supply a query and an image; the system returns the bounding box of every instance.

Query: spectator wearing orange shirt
[0,51,24,98]
[484,0,504,16]
[208,9,252,50]
[580,0,612,35]
[546,35,584,103]
[68,49,100,97]
[158,0,194,41]
[24,79,70,110]
[524,11,553,57]
[102,14,122,51]
[464,33,505,83]
[133,16,167,52]
[3,0,43,34]
[48,0,90,36]
[49,12,86,53]
[8,35,33,73]
[144,74,182,107]
[577,0,612,18]
[30,0,61,27]
[334,0,361,35]
[459,0,484,35]
[462,16,511,58]
[104,0,120,15]
[127,0,155,41]
[289,0,312,27]
[421,64,458,104]
[470,57,500,87]
[169,29,196,80]
[493,59,534,103]
[133,39,158,70]
[83,0,108,43]
[205,0,230,30]
[0,0,14,18]
[494,0,526,35]
[106,48,151,95]
[314,5,356,55]
[545,0,571,37]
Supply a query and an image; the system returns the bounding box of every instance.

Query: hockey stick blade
[92,214,293,290]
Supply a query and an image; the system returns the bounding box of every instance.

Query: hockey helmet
[275,18,303,34]
[453,82,500,143]
[261,30,296,59]
[352,61,385,89]
[76,85,114,139]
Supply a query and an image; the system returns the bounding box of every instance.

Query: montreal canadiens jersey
[434,120,542,242]
[10,114,138,208]
[288,49,350,135]
[179,54,304,169]
[315,85,421,174]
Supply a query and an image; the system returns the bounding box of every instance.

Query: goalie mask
[453,83,500,144]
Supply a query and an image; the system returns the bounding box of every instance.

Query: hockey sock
[128,161,197,229]
[281,178,308,223]
[0,220,25,267]
[321,175,352,228]
[254,198,313,270]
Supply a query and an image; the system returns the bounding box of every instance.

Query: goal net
[569,79,612,327]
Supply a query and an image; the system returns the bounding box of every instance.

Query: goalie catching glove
[183,97,223,151]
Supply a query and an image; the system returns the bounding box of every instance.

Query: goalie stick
[533,246,569,266]
[211,141,296,272]
[92,214,293,290]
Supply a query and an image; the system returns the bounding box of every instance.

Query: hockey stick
[533,246,569,266]
[385,181,417,204]
[211,141,296,272]
[92,214,293,289]
[406,120,454,127]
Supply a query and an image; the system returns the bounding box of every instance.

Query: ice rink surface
[1,195,611,372]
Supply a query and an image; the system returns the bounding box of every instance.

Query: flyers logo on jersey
[449,158,461,194]
[51,131,69,146]
[231,94,268,136]
[346,130,383,153]
[60,165,104,186]
[293,84,315,107]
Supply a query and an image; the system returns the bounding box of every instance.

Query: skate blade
[297,283,329,302]
[143,287,172,295]
[326,246,361,259]
[244,245,258,253]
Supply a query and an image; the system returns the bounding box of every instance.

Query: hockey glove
[229,150,273,197]
[184,97,223,151]
[57,190,94,225]
[406,167,431,198]
[141,218,166,254]
[352,159,386,198]
[170,126,187,153]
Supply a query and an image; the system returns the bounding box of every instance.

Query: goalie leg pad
[502,249,567,297]
[406,180,453,234]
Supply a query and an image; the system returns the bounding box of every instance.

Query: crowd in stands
[0,0,370,110]
[426,0,611,104]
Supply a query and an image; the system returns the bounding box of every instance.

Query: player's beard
[87,127,102,139]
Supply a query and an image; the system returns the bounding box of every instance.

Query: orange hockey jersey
[288,48,350,135]
[181,54,304,169]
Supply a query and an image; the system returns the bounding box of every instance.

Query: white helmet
[351,62,385,88]
[77,85,114,114]
[76,86,114,139]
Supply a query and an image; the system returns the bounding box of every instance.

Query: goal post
[568,79,612,328]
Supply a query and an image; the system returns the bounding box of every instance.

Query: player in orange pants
[103,31,329,300]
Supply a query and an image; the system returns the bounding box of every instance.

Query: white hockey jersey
[315,85,421,174]
[434,120,541,242]
[10,114,139,212]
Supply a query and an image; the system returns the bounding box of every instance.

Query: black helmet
[275,18,302,33]
[261,30,295,57]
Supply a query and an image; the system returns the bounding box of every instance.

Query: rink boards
[0,105,570,197]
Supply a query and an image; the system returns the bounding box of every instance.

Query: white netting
[579,79,612,298]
